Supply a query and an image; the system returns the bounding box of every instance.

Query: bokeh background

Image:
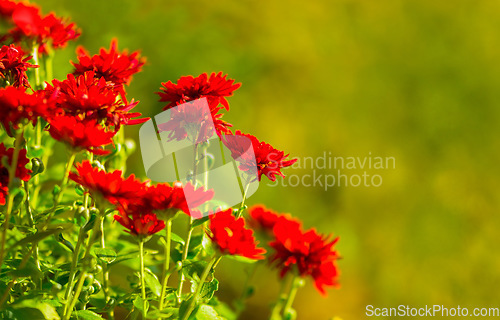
[41,0,500,319]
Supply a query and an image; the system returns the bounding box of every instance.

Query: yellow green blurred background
[40,0,500,318]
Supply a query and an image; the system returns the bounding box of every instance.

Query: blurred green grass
[40,0,500,318]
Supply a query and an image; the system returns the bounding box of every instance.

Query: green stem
[269,276,290,320]
[235,263,259,316]
[63,214,103,317]
[281,276,301,319]
[45,52,53,82]
[236,181,251,218]
[63,228,85,304]
[99,216,112,318]
[180,256,218,320]
[32,42,41,89]
[176,143,200,304]
[158,220,172,317]
[0,128,24,269]
[39,152,76,231]
[176,218,193,305]
[139,240,147,319]
[63,270,87,320]
[31,121,42,206]
[23,183,41,288]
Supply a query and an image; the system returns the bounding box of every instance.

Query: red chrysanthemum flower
[248,205,300,233]
[0,44,37,88]
[0,86,48,135]
[114,209,165,238]
[48,115,116,155]
[0,1,80,54]
[0,142,32,205]
[38,13,80,52]
[0,0,16,17]
[157,98,232,142]
[147,182,186,213]
[157,72,241,111]
[43,71,148,130]
[223,131,297,181]
[72,39,145,87]
[208,209,266,260]
[69,160,148,208]
[143,181,214,219]
[270,217,340,295]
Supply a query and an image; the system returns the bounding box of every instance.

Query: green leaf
[182,260,207,281]
[196,305,223,320]
[199,278,219,302]
[224,255,259,264]
[209,297,237,320]
[8,227,64,252]
[75,185,85,196]
[9,300,60,319]
[9,260,42,278]
[27,146,44,158]
[170,232,185,245]
[133,296,149,313]
[144,268,162,297]
[145,308,177,319]
[94,248,117,264]
[178,298,198,320]
[191,216,209,229]
[201,234,215,256]
[188,234,204,258]
[52,185,61,196]
[72,310,104,319]
[58,233,74,252]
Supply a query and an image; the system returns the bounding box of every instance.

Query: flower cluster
[0,0,80,54]
[249,205,341,295]
[69,160,213,236]
[0,1,341,318]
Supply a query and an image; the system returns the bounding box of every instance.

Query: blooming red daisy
[0,86,48,135]
[208,209,266,260]
[72,39,145,87]
[157,72,240,111]
[269,217,340,295]
[69,160,148,208]
[0,142,32,205]
[0,44,37,88]
[43,71,148,130]
[114,209,165,238]
[48,115,116,155]
[223,131,297,181]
